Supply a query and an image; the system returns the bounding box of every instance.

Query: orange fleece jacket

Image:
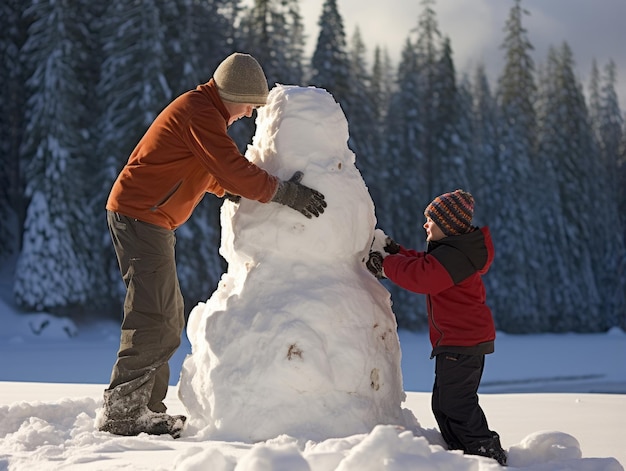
[106,79,278,230]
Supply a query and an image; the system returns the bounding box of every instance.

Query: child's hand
[384,237,400,254]
[371,228,400,256]
[366,251,386,279]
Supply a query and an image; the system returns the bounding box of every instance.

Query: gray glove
[271,171,327,218]
[366,251,386,279]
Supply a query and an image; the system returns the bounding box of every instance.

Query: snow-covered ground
[1,84,625,470]
[1,283,625,470]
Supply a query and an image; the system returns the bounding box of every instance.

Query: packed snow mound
[507,430,585,467]
[178,85,413,442]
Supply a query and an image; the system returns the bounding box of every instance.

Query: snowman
[178,85,415,442]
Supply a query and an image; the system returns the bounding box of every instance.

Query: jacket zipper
[428,294,444,347]
[150,181,183,211]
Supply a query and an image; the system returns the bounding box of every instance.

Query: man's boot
[97,387,186,438]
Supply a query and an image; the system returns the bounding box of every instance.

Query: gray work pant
[105,210,185,415]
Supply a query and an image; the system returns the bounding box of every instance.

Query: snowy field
[0,307,624,470]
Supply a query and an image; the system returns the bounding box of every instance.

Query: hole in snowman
[287,343,303,360]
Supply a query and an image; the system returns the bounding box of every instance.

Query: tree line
[1,0,624,333]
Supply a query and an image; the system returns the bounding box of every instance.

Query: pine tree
[588,59,603,142]
[599,62,623,168]
[309,0,351,104]
[240,0,305,86]
[620,119,626,241]
[586,59,625,326]
[14,0,93,314]
[538,43,624,331]
[370,46,394,134]
[346,27,380,202]
[468,64,500,226]
[281,0,306,86]
[410,0,442,200]
[492,0,540,332]
[430,36,472,195]
[0,1,30,256]
[368,46,395,212]
[619,122,626,328]
[161,0,239,97]
[535,46,590,330]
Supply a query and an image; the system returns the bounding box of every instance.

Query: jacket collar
[197,78,231,122]
[427,226,493,273]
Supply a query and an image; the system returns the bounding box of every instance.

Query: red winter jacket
[383,227,496,357]
[106,79,279,230]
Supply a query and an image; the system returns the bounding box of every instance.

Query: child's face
[424,217,446,242]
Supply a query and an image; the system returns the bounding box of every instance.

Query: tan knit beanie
[213,52,269,106]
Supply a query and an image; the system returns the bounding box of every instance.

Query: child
[366,189,507,466]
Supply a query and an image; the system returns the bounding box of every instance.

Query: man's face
[423,217,446,242]
[224,102,257,126]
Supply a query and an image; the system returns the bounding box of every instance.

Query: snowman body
[178,85,411,441]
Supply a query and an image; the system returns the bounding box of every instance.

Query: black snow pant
[105,211,185,416]
[431,352,495,452]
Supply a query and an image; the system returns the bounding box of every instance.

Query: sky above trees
[287,0,626,110]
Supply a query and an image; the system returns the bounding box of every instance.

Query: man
[98,52,326,438]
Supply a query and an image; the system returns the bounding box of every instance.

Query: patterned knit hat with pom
[424,189,475,236]
[213,52,269,106]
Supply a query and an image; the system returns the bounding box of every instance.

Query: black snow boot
[465,432,507,466]
[98,388,187,438]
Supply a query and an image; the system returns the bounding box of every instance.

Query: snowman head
[221,86,376,266]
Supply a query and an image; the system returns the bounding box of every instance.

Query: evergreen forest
[1,0,625,333]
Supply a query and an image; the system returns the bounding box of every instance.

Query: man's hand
[366,251,385,279]
[271,171,327,218]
